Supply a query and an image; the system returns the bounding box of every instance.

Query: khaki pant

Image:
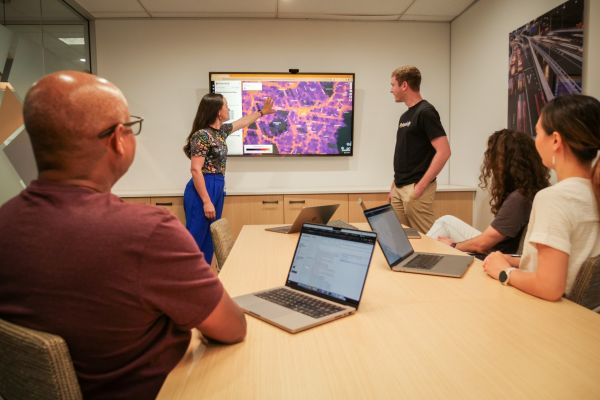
[390,180,437,234]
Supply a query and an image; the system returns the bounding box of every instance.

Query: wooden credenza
[121,196,186,225]
[123,190,474,240]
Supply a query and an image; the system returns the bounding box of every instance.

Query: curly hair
[479,129,550,215]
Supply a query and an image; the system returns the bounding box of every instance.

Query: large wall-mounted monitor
[209,72,354,156]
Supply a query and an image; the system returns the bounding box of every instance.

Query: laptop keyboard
[256,288,345,319]
[327,220,358,230]
[404,254,443,269]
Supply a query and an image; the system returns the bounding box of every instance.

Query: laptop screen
[286,223,376,308]
[364,205,414,266]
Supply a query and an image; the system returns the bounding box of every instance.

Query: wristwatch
[499,267,516,286]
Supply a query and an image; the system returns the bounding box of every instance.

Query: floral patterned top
[188,123,233,174]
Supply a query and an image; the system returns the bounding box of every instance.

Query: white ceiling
[70,0,478,22]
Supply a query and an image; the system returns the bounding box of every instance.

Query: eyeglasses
[97,115,144,139]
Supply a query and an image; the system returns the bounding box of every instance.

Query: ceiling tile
[72,0,149,18]
[149,12,276,18]
[277,0,413,16]
[278,14,400,21]
[141,0,277,15]
[403,0,476,18]
[70,0,476,21]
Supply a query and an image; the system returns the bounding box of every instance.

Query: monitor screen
[209,72,354,156]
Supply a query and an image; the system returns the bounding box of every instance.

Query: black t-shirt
[393,100,446,186]
[490,190,532,253]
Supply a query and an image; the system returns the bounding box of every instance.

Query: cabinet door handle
[262,200,279,204]
[155,202,173,206]
[289,200,306,204]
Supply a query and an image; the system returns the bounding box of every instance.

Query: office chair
[568,255,600,312]
[210,218,235,274]
[0,318,82,400]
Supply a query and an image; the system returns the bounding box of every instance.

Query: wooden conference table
[158,224,600,399]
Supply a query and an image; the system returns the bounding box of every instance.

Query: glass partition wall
[1,0,91,94]
[0,0,91,205]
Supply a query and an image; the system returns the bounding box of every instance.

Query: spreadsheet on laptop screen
[288,231,373,302]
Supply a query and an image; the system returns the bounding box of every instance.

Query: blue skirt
[183,174,225,264]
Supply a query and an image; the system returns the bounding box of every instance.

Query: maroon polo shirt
[0,180,223,399]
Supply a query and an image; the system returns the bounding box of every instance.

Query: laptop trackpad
[235,294,290,318]
[252,300,291,318]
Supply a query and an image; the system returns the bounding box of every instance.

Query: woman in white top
[483,94,600,301]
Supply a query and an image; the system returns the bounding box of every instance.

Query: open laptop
[358,200,421,238]
[235,223,377,333]
[364,205,473,277]
[265,204,339,234]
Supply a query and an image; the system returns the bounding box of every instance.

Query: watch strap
[500,267,517,286]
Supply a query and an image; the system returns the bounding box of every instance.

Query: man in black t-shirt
[388,66,451,233]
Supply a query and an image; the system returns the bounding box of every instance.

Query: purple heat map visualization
[241,80,353,155]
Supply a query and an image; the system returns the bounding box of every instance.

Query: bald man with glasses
[0,71,246,400]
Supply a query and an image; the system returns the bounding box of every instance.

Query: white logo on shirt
[398,121,411,128]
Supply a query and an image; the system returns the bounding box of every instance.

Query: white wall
[450,0,599,229]
[94,19,451,195]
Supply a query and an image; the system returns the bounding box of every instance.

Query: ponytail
[540,94,600,210]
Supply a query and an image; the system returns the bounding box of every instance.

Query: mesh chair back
[568,255,600,312]
[0,318,82,400]
[210,218,235,273]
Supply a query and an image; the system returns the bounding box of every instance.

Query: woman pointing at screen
[183,94,274,264]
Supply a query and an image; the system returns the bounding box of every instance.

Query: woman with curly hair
[427,129,550,255]
[483,94,600,301]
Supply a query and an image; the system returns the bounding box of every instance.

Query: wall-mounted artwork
[507,0,584,135]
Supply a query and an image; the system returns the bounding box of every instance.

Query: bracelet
[258,109,263,117]
[450,242,457,248]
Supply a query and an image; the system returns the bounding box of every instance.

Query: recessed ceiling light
[59,37,85,45]
[80,58,87,62]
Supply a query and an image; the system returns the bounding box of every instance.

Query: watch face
[499,270,508,283]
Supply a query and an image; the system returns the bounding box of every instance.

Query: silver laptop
[265,204,339,234]
[235,223,377,333]
[358,200,421,238]
[364,204,473,277]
